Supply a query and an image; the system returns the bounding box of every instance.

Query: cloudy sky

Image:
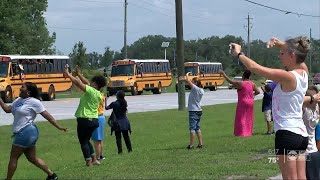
[46,0,320,55]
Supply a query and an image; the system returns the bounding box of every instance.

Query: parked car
[313,73,320,85]
[228,76,242,89]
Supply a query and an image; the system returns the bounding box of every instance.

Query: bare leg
[196,132,203,146]
[296,154,306,180]
[6,145,25,180]
[278,155,298,180]
[189,133,195,146]
[94,141,102,159]
[267,121,273,133]
[24,146,53,176]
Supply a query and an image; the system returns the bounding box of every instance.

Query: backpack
[108,111,119,135]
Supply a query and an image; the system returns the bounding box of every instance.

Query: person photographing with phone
[179,72,204,149]
[229,36,310,180]
[220,70,260,137]
[63,64,106,166]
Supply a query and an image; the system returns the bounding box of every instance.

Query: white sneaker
[92,160,101,165]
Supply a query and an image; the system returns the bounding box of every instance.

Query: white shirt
[11,97,45,133]
[188,84,204,111]
[272,70,308,137]
[302,104,319,153]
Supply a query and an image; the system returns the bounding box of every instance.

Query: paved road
[0,88,263,126]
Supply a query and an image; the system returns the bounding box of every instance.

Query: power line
[244,0,320,18]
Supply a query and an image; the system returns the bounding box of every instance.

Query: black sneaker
[197,144,203,149]
[46,173,58,180]
[100,155,106,160]
[187,145,194,149]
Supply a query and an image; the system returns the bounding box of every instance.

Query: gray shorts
[264,110,272,122]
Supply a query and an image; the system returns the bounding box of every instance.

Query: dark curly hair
[24,82,40,99]
[91,75,107,90]
[242,70,251,80]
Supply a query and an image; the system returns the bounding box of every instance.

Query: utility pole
[175,0,185,111]
[309,28,312,74]
[245,14,252,58]
[124,0,128,59]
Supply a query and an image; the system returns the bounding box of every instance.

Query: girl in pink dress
[221,70,260,136]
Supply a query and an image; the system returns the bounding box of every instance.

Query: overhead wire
[244,0,320,18]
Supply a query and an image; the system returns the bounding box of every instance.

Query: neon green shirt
[75,85,102,118]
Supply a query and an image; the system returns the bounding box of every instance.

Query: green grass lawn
[0,100,279,179]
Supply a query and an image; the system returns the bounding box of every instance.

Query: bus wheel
[131,84,138,96]
[153,82,162,94]
[137,91,143,95]
[4,86,13,103]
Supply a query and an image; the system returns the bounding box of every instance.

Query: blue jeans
[189,111,202,133]
[13,124,39,148]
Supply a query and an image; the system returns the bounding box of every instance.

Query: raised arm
[40,111,67,132]
[74,65,90,85]
[178,72,195,88]
[184,72,193,87]
[253,83,260,96]
[0,97,12,113]
[230,43,296,87]
[220,70,242,89]
[64,65,86,92]
[105,96,112,110]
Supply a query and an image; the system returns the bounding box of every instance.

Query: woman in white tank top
[229,36,311,180]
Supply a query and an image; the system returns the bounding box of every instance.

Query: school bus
[107,59,172,95]
[176,62,224,92]
[0,55,72,102]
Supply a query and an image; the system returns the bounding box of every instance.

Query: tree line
[66,35,320,76]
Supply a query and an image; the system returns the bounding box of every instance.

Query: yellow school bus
[176,62,224,92]
[0,55,72,102]
[107,59,172,95]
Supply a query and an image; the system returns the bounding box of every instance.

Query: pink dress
[234,81,254,137]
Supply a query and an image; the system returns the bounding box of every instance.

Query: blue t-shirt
[262,91,272,112]
[315,123,320,141]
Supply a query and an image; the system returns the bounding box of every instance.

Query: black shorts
[275,130,308,155]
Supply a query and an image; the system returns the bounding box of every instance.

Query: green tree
[69,41,88,69]
[101,47,114,67]
[87,52,101,69]
[0,0,56,54]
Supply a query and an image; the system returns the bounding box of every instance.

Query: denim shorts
[189,111,202,132]
[13,124,39,148]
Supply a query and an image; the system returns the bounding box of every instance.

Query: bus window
[137,64,142,74]
[111,64,134,76]
[185,66,198,75]
[0,63,9,77]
